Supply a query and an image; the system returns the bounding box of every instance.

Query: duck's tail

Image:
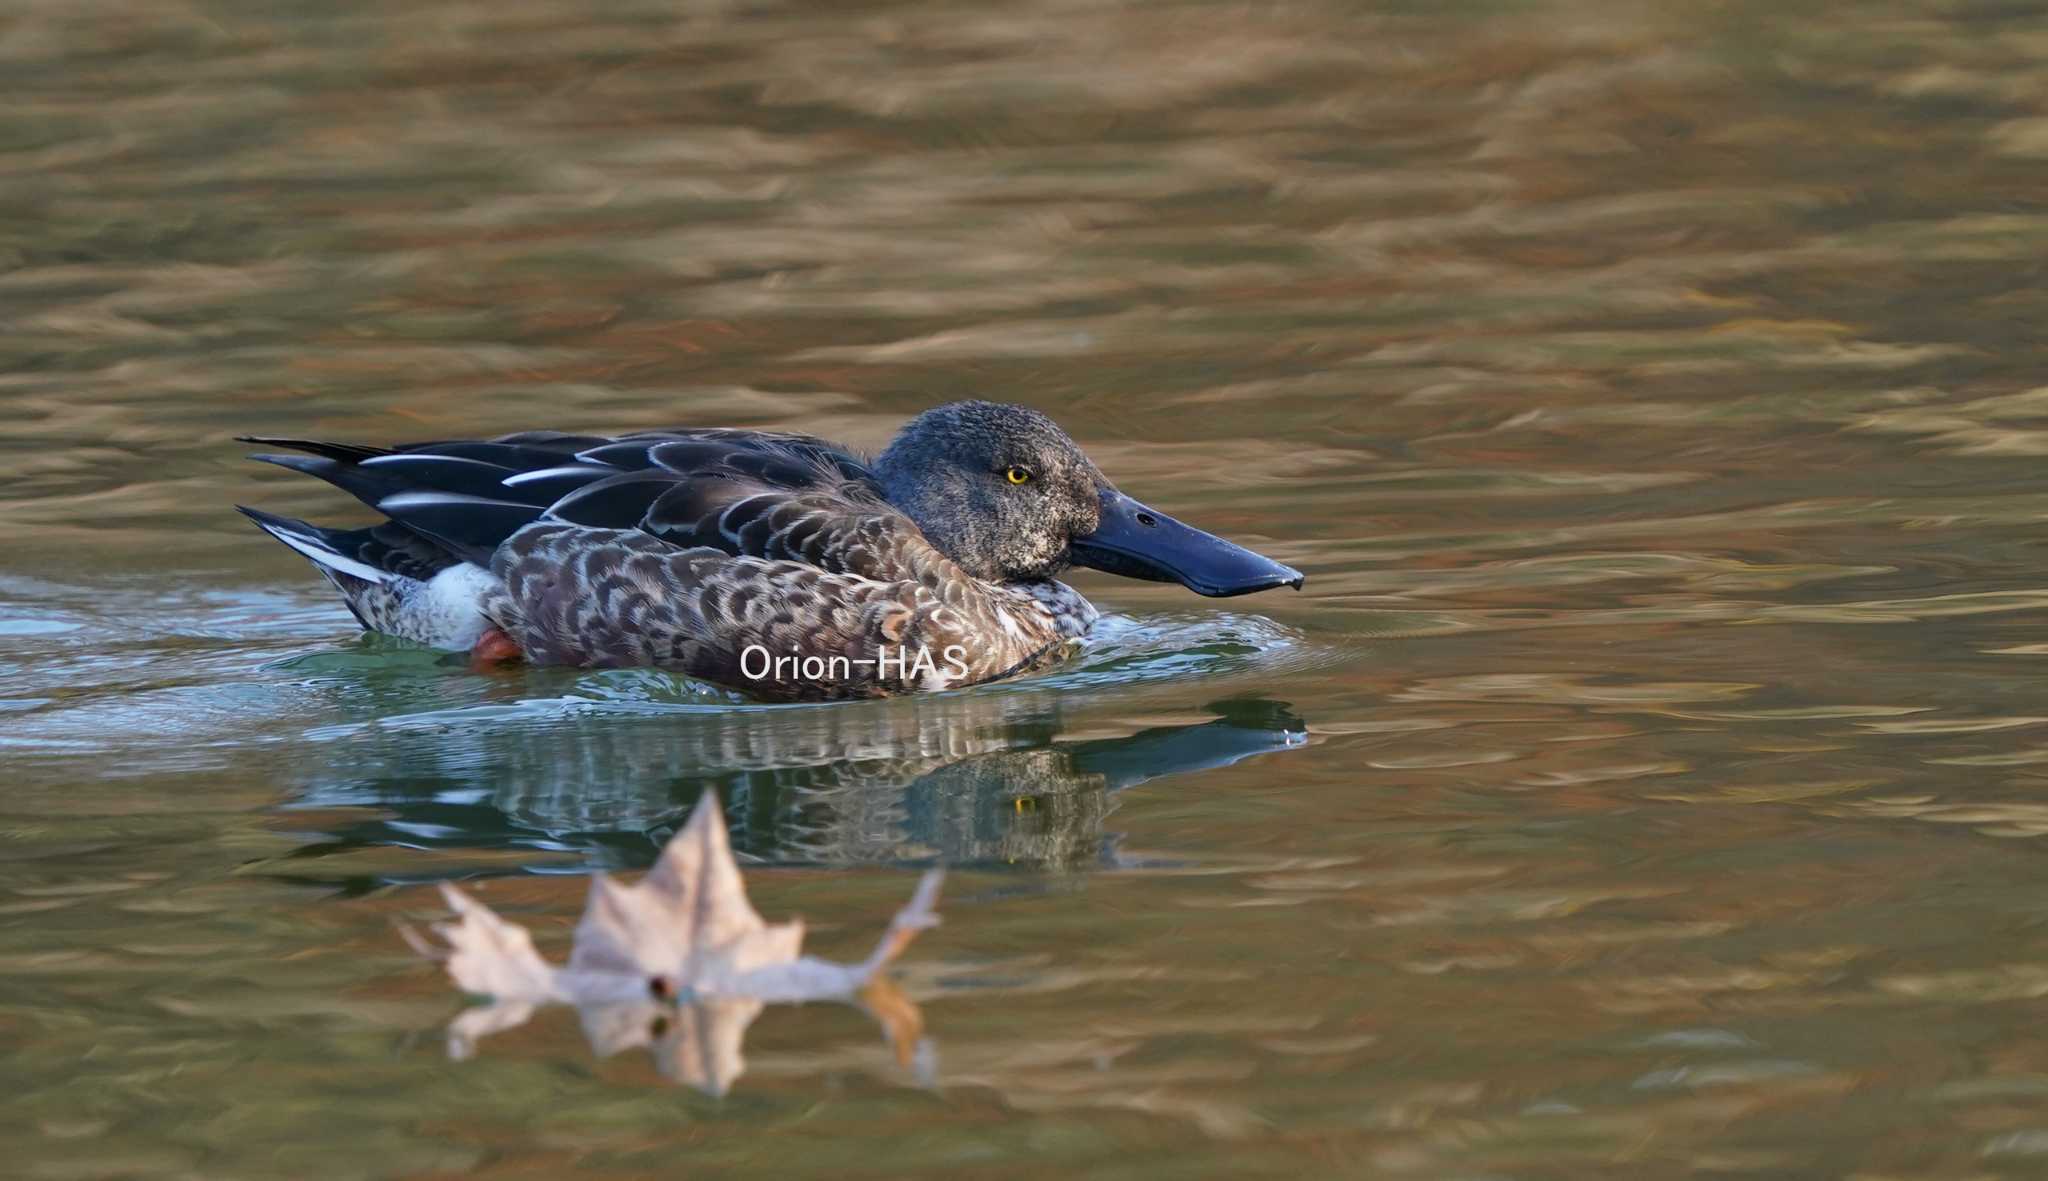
[236,506,399,590]
[236,506,496,649]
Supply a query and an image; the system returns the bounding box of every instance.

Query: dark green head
[872,401,1302,596]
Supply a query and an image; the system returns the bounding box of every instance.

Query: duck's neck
[870,446,1096,640]
[872,452,1003,583]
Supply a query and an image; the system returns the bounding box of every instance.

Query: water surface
[7,0,2048,1175]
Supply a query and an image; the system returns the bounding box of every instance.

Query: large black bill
[1069,490,1304,597]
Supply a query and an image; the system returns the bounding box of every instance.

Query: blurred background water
[5,0,2048,1175]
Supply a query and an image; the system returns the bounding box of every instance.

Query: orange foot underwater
[468,626,524,672]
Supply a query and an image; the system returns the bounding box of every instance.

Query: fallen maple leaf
[403,791,944,1090]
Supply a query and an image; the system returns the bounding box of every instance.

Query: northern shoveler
[237,401,1303,701]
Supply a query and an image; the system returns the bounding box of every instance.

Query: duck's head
[872,401,1303,596]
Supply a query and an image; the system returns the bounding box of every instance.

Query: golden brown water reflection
[6,0,2048,1174]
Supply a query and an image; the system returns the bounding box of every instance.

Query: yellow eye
[1005,465,1032,485]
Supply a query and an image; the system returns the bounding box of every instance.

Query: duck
[237,400,1303,702]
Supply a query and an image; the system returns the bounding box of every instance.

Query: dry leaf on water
[403,790,944,1092]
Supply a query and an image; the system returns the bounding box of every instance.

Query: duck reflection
[277,689,1308,878]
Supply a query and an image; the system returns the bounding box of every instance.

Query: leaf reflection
[409,792,941,1095]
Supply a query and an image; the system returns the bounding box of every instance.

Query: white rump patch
[410,564,498,650]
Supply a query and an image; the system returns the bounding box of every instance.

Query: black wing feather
[375,493,546,565]
[248,452,411,504]
[573,441,665,471]
[397,440,599,470]
[356,454,527,502]
[239,424,922,579]
[235,435,393,464]
[542,471,685,528]
[488,431,614,452]
[500,465,616,502]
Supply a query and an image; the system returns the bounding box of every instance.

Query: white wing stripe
[503,465,610,487]
[359,453,508,471]
[377,491,533,512]
[260,526,391,584]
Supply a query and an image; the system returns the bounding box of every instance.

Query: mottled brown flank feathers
[483,524,1066,702]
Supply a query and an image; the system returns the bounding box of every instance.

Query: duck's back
[242,427,875,559]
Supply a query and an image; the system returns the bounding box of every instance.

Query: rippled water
[7,0,2048,1175]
